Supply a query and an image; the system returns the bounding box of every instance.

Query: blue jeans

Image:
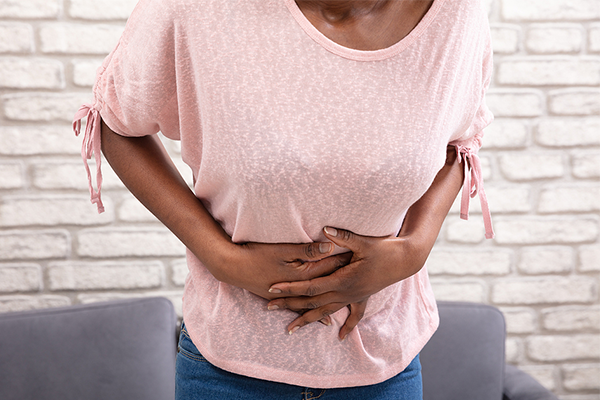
[176,324,423,400]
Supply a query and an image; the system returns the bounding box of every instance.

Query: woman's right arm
[100,121,348,300]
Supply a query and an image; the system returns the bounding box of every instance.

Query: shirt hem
[188,314,439,389]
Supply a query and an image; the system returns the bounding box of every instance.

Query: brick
[497,57,600,86]
[0,195,114,227]
[563,364,600,390]
[526,24,583,53]
[549,88,600,115]
[450,184,531,214]
[492,277,596,305]
[39,23,123,54]
[48,261,163,290]
[572,151,600,179]
[0,163,22,189]
[0,57,64,89]
[542,305,600,331]
[580,245,600,272]
[2,93,92,122]
[494,217,598,245]
[32,161,89,190]
[69,0,138,20]
[518,366,556,391]
[539,185,600,213]
[502,0,600,21]
[505,338,521,364]
[72,59,103,87]
[118,196,158,222]
[77,227,186,258]
[0,230,69,261]
[427,249,511,276]
[527,335,600,361]
[0,264,41,293]
[589,24,600,52]
[0,295,70,313]
[486,90,543,117]
[537,118,600,147]
[0,0,61,19]
[0,22,33,53]
[78,290,183,318]
[32,160,125,190]
[482,119,528,149]
[486,185,531,213]
[429,280,486,303]
[560,395,600,400]
[499,152,564,181]
[0,126,80,155]
[490,24,520,54]
[479,155,492,181]
[172,259,188,286]
[518,246,573,274]
[445,218,484,244]
[500,308,536,334]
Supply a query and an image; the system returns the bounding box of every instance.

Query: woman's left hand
[266,226,429,340]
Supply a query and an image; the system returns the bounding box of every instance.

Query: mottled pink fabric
[74,0,494,388]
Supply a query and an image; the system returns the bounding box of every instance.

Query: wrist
[391,233,432,282]
[192,234,240,284]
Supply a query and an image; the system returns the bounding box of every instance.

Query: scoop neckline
[284,0,444,61]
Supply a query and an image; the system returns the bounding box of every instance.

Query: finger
[290,241,334,262]
[271,242,335,267]
[281,251,352,285]
[267,292,336,312]
[323,227,365,252]
[339,300,368,341]
[269,273,339,297]
[287,304,346,335]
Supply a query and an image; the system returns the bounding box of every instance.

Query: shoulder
[434,0,490,29]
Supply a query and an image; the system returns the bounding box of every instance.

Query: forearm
[398,145,464,251]
[100,121,235,281]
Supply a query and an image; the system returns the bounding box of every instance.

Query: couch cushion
[421,301,506,400]
[0,297,177,400]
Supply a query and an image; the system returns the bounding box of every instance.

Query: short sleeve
[73,0,180,213]
[93,0,180,139]
[448,9,495,239]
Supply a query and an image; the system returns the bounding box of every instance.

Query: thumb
[294,241,334,261]
[323,227,363,251]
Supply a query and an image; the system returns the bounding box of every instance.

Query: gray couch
[0,297,558,400]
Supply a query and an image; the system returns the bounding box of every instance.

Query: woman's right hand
[209,241,353,301]
[99,123,352,306]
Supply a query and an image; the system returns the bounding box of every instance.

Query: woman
[74,0,494,398]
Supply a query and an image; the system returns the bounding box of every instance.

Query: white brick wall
[0,1,598,398]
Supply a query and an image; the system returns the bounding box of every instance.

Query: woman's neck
[295,0,391,23]
[294,0,434,51]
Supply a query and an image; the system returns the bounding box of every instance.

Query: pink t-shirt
[74,0,494,388]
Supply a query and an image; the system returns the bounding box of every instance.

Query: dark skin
[295,0,434,50]
[101,0,461,341]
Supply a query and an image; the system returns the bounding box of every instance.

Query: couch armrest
[503,364,559,400]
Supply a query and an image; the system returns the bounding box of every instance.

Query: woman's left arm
[267,145,465,339]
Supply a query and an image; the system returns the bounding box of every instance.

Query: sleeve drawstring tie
[455,145,494,239]
[73,103,105,214]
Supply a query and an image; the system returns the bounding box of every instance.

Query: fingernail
[324,227,338,237]
[319,319,331,326]
[319,242,333,253]
[288,326,300,335]
[268,288,282,294]
[340,334,348,342]
[267,305,279,311]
